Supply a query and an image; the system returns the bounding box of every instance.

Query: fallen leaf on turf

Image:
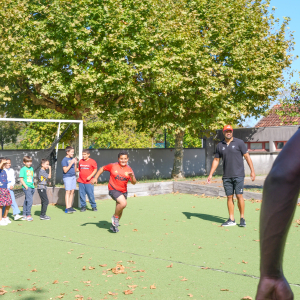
[58,296,64,299]
[68,252,71,254]
[107,275,113,277]
[255,208,260,211]
[241,297,252,300]
[133,269,145,273]
[83,281,91,284]
[99,264,107,267]
[166,264,173,268]
[143,287,147,289]
[124,290,133,295]
[253,240,260,242]
[188,294,193,297]
[82,266,86,270]
[75,295,84,299]
[77,255,83,259]
[53,280,59,284]
[126,277,132,280]
[74,289,79,291]
[242,260,248,264]
[63,281,69,283]
[150,284,156,289]
[112,264,126,274]
[89,266,95,270]
[133,229,138,232]
[198,247,203,249]
[108,291,118,296]
[30,269,37,272]
[221,289,229,291]
[128,285,138,289]
[181,278,188,281]
[127,260,135,264]
[29,287,37,291]
[192,206,195,208]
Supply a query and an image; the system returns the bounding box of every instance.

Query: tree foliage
[0,119,21,150]
[0,0,294,175]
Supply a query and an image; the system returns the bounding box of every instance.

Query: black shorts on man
[223,177,244,196]
[109,189,128,201]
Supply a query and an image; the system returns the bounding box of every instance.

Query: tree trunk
[171,130,185,178]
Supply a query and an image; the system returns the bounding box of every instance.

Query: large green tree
[0,0,294,177]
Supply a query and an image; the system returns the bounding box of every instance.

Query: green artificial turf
[1,194,300,300]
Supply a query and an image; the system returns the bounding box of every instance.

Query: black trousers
[38,189,49,216]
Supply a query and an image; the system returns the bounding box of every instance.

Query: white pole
[56,122,61,155]
[78,121,83,159]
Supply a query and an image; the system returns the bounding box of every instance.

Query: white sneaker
[0,219,8,226]
[3,217,11,224]
[14,214,23,221]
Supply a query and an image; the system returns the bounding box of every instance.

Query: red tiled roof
[255,105,300,127]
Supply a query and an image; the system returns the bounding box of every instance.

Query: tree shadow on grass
[80,220,116,233]
[182,212,226,224]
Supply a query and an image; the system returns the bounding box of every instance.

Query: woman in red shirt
[92,151,137,232]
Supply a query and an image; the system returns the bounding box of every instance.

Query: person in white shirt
[3,158,22,221]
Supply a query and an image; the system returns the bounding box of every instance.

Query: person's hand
[256,276,293,300]
[207,175,212,184]
[25,186,28,190]
[251,171,256,181]
[9,185,13,190]
[48,166,51,170]
[127,172,134,178]
[90,178,97,185]
[87,175,92,181]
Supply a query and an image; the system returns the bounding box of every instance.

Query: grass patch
[2,194,300,299]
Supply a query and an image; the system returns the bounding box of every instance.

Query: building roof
[255,105,300,128]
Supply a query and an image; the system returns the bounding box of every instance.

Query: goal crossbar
[0,118,83,158]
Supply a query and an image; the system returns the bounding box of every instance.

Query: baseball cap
[223,125,233,132]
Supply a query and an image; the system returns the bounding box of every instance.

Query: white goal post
[0,118,83,158]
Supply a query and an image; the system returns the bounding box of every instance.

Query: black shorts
[223,177,244,196]
[109,190,128,201]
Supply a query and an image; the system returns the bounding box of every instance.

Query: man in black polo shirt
[207,125,255,227]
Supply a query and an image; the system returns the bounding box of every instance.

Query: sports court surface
[2,194,300,300]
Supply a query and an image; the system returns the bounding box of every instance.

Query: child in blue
[0,158,12,226]
[61,146,77,214]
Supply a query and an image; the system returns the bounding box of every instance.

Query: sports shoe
[221,218,236,227]
[80,207,87,212]
[111,215,119,227]
[3,217,11,224]
[92,207,98,212]
[21,216,27,221]
[27,216,33,222]
[65,208,73,214]
[110,225,119,233]
[70,207,77,212]
[40,215,51,220]
[14,214,23,221]
[239,218,246,227]
[0,219,7,226]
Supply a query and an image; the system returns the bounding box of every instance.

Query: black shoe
[40,215,51,220]
[92,207,98,212]
[221,218,236,227]
[239,218,246,227]
[80,207,86,212]
[70,207,77,212]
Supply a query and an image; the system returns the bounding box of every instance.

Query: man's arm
[19,177,28,190]
[207,158,220,183]
[62,158,76,173]
[128,172,137,185]
[256,130,300,300]
[90,167,104,184]
[244,153,255,181]
[87,169,97,181]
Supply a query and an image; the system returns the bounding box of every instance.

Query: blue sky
[242,0,300,127]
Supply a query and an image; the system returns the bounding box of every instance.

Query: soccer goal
[0,118,83,200]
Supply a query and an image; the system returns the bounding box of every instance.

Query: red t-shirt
[77,158,97,184]
[103,163,134,193]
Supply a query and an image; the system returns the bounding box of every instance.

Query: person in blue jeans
[77,149,97,212]
[61,146,77,214]
[19,156,35,221]
[3,158,23,221]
